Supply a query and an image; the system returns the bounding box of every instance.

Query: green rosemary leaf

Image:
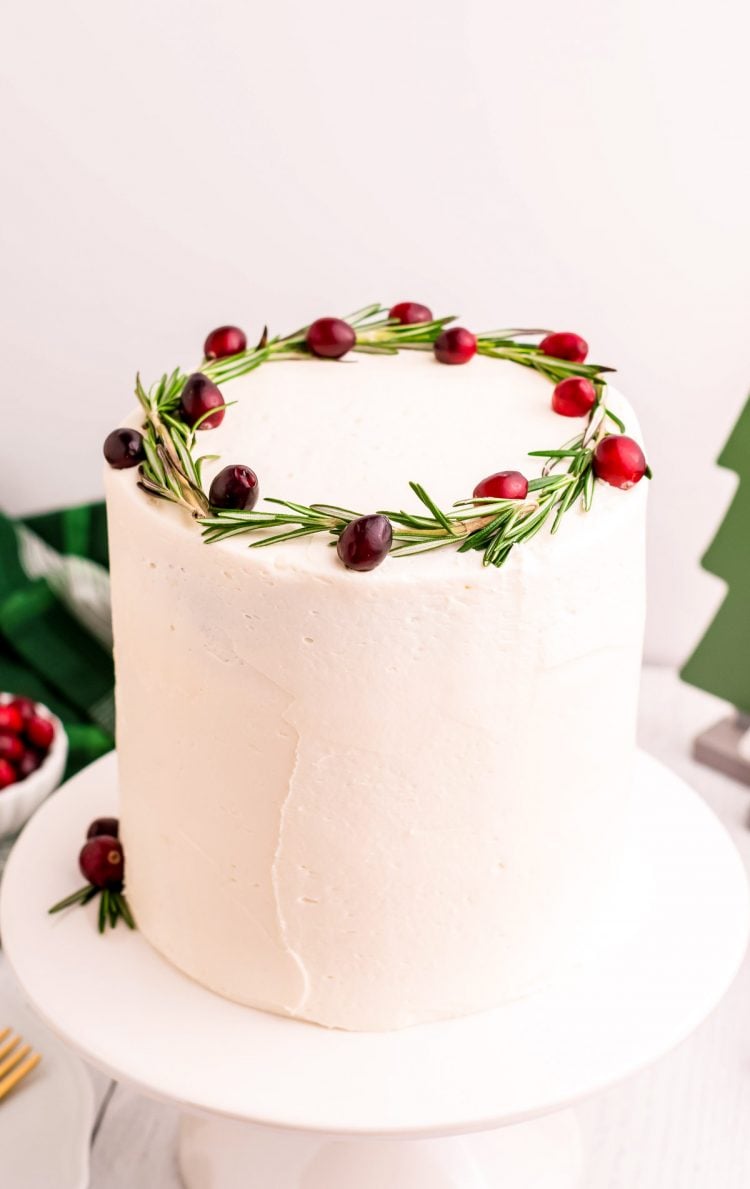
[478,340,541,355]
[461,514,513,551]
[171,430,200,485]
[390,536,457,557]
[483,537,514,568]
[200,509,271,524]
[551,477,583,533]
[206,347,273,382]
[451,497,529,516]
[492,545,514,568]
[264,498,322,515]
[155,369,185,412]
[309,504,360,521]
[190,401,236,433]
[583,468,596,511]
[116,893,136,929]
[249,525,331,549]
[408,482,454,533]
[380,316,456,341]
[161,411,188,437]
[478,327,550,339]
[98,890,107,934]
[605,407,626,432]
[527,475,569,492]
[142,437,167,486]
[527,448,581,459]
[138,479,181,505]
[503,501,551,545]
[201,523,267,544]
[353,317,393,332]
[383,510,443,531]
[134,373,151,413]
[152,373,167,407]
[344,303,385,325]
[194,455,219,487]
[48,885,92,914]
[157,447,186,501]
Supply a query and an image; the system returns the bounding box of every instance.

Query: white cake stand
[1,751,748,1189]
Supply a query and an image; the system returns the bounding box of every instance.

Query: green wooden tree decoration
[682,395,750,715]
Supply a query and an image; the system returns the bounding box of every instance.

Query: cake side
[105,345,647,1030]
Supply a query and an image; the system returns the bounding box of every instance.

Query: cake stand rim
[1,749,747,1139]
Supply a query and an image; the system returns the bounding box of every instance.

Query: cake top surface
[106,307,648,579]
[191,351,636,509]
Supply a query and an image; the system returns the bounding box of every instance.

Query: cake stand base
[693,713,750,785]
[1,751,748,1189]
[178,1110,581,1189]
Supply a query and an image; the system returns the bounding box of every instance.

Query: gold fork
[0,1027,42,1103]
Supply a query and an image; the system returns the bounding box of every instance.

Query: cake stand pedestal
[1,752,748,1189]
[177,1110,581,1188]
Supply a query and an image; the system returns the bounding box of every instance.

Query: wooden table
[2,667,749,1187]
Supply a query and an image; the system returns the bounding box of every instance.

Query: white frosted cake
[103,306,648,1031]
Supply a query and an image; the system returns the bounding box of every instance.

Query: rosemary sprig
[198,305,615,382]
[49,883,136,934]
[135,371,216,517]
[476,332,613,383]
[200,475,565,568]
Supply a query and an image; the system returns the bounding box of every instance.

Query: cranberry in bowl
[0,694,68,839]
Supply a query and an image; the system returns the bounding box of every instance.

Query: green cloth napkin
[0,503,114,779]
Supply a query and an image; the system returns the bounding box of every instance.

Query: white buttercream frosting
[106,350,646,1030]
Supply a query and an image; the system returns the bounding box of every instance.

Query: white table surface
[2,665,749,1188]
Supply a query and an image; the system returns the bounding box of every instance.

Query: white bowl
[0,694,68,840]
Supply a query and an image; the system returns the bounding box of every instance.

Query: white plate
[0,972,94,1189]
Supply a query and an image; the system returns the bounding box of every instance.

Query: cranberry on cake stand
[1,750,747,1189]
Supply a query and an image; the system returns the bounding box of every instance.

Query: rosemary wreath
[129,304,643,569]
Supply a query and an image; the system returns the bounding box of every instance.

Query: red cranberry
[388,301,433,325]
[79,835,124,890]
[306,317,356,359]
[0,759,16,790]
[204,325,247,360]
[473,471,529,500]
[180,374,226,430]
[103,428,146,469]
[0,734,24,764]
[16,750,43,780]
[9,697,36,722]
[87,817,120,840]
[208,465,259,511]
[551,377,597,417]
[337,515,393,572]
[434,327,477,365]
[25,715,54,751]
[539,332,588,363]
[593,435,647,489]
[0,705,23,735]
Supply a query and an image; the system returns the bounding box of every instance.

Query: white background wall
[2,0,750,665]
